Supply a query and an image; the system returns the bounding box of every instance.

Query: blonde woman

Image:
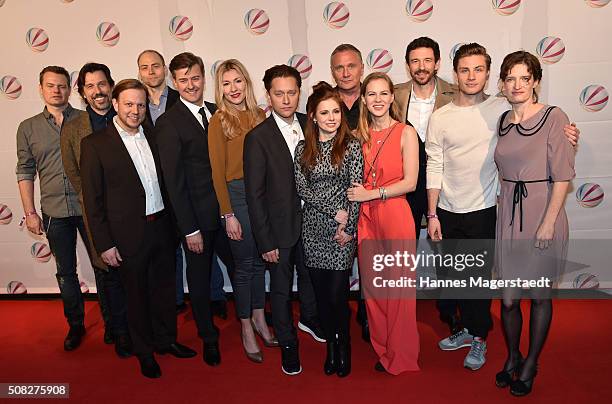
[208,59,277,363]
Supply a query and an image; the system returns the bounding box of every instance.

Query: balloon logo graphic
[0,76,22,100]
[449,43,467,62]
[536,36,565,64]
[69,71,79,93]
[245,9,270,35]
[576,183,604,208]
[169,16,193,41]
[31,242,52,263]
[573,272,600,289]
[492,0,521,15]
[210,60,224,79]
[324,2,350,29]
[288,54,313,79]
[7,281,27,294]
[26,27,49,52]
[96,22,120,47]
[579,85,608,112]
[585,0,611,7]
[406,0,434,22]
[367,49,393,73]
[0,204,13,224]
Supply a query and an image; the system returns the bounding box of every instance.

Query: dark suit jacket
[154,99,219,236]
[80,122,169,256]
[145,86,180,126]
[243,113,307,254]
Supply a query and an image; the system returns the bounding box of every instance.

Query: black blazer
[145,86,180,126]
[80,122,170,256]
[244,113,307,254]
[154,99,219,236]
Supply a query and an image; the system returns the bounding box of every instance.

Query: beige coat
[394,77,457,123]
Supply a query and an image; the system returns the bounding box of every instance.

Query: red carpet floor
[1,299,611,403]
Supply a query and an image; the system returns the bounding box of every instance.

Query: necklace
[365,122,399,187]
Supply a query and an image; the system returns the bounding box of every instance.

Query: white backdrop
[1,0,610,294]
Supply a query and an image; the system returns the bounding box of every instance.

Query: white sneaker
[438,328,473,351]
[464,338,487,371]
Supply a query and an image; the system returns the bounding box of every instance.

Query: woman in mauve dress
[493,51,575,397]
[348,72,420,374]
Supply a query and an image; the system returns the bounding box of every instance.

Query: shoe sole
[281,365,303,376]
[438,341,473,351]
[464,362,485,371]
[297,322,326,343]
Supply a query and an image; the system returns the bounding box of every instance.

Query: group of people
[15,36,578,396]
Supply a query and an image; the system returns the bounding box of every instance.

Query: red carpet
[1,299,610,403]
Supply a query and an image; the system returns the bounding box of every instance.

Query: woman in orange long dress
[348,72,420,374]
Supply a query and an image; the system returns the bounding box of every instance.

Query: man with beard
[61,63,131,356]
[137,49,229,319]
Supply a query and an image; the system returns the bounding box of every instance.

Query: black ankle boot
[324,340,337,375]
[336,340,351,377]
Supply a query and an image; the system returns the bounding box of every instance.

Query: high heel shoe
[251,319,279,347]
[510,365,538,396]
[324,340,337,375]
[495,355,523,388]
[336,340,351,378]
[241,331,263,364]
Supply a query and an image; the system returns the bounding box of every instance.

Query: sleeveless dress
[357,122,420,374]
[494,106,575,283]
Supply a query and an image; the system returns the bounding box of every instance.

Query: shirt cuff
[186,230,201,237]
[16,173,35,182]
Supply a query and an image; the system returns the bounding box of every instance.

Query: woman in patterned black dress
[294,82,364,377]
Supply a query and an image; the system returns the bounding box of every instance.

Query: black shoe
[176,302,188,315]
[374,361,386,373]
[138,355,161,379]
[298,319,326,343]
[324,340,337,375]
[361,319,370,343]
[211,300,227,320]
[103,327,114,344]
[156,342,197,358]
[203,342,221,366]
[64,325,86,351]
[510,365,538,396]
[336,340,351,378]
[281,343,302,376]
[114,334,133,358]
[495,355,523,388]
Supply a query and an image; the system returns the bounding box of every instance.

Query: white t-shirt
[425,96,509,214]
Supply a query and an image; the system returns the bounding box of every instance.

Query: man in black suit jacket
[81,79,195,379]
[244,65,322,376]
[155,52,233,367]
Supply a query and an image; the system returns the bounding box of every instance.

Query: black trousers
[117,215,176,357]
[407,163,427,238]
[309,267,350,342]
[436,206,496,339]
[183,226,233,343]
[269,240,318,346]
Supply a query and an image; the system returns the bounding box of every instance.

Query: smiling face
[173,64,204,105]
[40,72,70,108]
[331,50,364,92]
[112,88,147,133]
[266,76,300,119]
[407,47,439,86]
[455,54,490,96]
[502,63,539,105]
[83,70,112,114]
[363,78,394,118]
[314,98,341,136]
[221,68,246,108]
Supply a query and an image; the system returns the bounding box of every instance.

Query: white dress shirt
[113,117,164,215]
[407,83,437,142]
[180,97,212,128]
[272,110,304,160]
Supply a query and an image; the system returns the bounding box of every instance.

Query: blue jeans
[43,214,128,334]
[176,246,226,305]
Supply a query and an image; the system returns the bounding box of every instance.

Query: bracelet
[426,213,438,219]
[25,211,38,217]
[221,213,235,220]
[379,187,388,201]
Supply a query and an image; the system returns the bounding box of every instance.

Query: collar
[43,103,74,120]
[410,79,437,103]
[86,105,115,119]
[113,116,144,138]
[180,96,208,116]
[271,110,298,131]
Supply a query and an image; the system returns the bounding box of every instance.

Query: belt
[144,209,166,222]
[502,177,552,232]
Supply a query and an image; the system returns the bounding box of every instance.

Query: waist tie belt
[502,177,553,232]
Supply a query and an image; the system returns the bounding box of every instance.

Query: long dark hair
[300,81,352,172]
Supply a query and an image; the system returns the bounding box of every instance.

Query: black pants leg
[183,230,219,343]
[295,240,319,323]
[269,246,298,346]
[309,267,350,342]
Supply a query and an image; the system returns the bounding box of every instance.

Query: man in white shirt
[81,79,195,379]
[244,65,323,376]
[426,43,579,371]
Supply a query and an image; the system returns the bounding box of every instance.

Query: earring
[313,119,317,124]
